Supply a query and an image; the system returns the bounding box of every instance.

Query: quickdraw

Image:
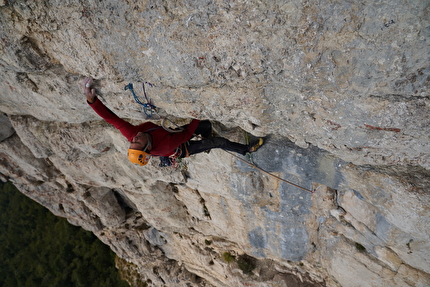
[124,82,186,133]
[169,146,182,168]
[124,82,158,118]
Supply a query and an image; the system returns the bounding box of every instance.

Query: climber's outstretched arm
[81,77,141,140]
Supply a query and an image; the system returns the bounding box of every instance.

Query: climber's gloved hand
[82,77,96,104]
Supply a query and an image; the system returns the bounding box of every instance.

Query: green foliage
[355,242,366,252]
[0,181,129,287]
[222,252,235,263]
[237,255,256,275]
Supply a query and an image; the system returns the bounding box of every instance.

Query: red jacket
[89,98,200,156]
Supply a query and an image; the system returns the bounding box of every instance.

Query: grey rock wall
[0,0,429,286]
[0,113,15,141]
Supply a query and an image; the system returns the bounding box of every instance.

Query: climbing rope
[124,82,315,193]
[224,150,315,193]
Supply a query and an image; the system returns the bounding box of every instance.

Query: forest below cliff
[0,181,129,287]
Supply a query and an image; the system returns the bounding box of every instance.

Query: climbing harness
[169,143,190,169]
[224,150,315,193]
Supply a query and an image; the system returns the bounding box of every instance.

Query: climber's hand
[82,77,96,104]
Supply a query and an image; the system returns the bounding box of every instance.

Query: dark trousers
[183,120,249,156]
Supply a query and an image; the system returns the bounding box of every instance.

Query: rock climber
[82,77,263,166]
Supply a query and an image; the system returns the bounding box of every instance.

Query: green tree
[0,181,129,287]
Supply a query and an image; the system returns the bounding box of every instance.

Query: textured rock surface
[0,0,429,286]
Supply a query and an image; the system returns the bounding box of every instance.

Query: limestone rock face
[0,113,15,141]
[0,1,429,286]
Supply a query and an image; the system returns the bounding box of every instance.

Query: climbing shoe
[249,138,264,153]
